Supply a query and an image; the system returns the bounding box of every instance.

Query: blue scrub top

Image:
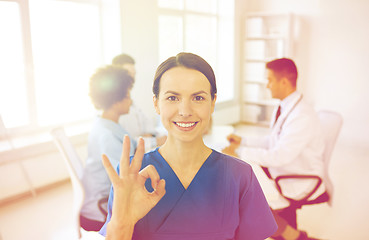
[100,149,277,240]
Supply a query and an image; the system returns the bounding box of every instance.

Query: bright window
[158,15,183,62]
[0,2,28,128]
[0,0,121,134]
[158,0,235,103]
[29,0,102,126]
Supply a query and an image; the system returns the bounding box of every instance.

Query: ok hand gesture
[102,135,166,239]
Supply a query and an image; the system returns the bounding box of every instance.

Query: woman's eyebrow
[192,91,208,96]
[164,91,180,95]
[164,90,209,95]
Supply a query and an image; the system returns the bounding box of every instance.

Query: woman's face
[154,67,216,143]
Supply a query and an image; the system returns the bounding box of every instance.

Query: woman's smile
[173,121,199,131]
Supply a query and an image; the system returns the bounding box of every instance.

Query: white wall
[119,0,159,120]
[240,0,369,150]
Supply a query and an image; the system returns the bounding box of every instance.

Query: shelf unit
[241,12,293,125]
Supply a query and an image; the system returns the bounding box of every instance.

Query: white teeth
[176,122,196,128]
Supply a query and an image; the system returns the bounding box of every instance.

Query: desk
[203,125,234,152]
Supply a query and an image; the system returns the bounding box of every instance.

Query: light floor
[0,124,369,240]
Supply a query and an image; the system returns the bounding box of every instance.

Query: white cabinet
[241,12,293,125]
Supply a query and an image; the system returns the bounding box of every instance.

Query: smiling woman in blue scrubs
[99,52,277,240]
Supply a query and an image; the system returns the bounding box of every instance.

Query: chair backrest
[51,127,85,239]
[317,110,343,205]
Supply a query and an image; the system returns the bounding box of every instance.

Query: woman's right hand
[102,135,166,240]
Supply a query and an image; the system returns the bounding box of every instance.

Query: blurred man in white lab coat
[112,54,167,152]
[223,58,324,240]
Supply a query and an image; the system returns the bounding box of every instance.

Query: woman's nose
[178,100,192,117]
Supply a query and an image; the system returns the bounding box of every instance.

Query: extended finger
[119,135,131,176]
[138,164,161,190]
[130,137,145,173]
[102,154,119,184]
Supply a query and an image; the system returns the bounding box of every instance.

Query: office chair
[273,110,343,228]
[51,127,85,239]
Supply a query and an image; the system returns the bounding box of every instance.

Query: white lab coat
[237,92,325,209]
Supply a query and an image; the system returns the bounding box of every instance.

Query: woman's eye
[168,96,178,101]
[194,96,205,101]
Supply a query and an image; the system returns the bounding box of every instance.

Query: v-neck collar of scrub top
[141,149,226,235]
[153,148,215,191]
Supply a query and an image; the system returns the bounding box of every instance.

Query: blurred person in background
[80,65,136,231]
[112,53,167,152]
[223,58,324,240]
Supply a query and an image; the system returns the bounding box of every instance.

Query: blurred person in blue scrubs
[80,65,136,231]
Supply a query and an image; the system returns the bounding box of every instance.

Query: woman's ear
[211,94,217,114]
[153,95,160,114]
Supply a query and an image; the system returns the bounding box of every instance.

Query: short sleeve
[235,169,277,239]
